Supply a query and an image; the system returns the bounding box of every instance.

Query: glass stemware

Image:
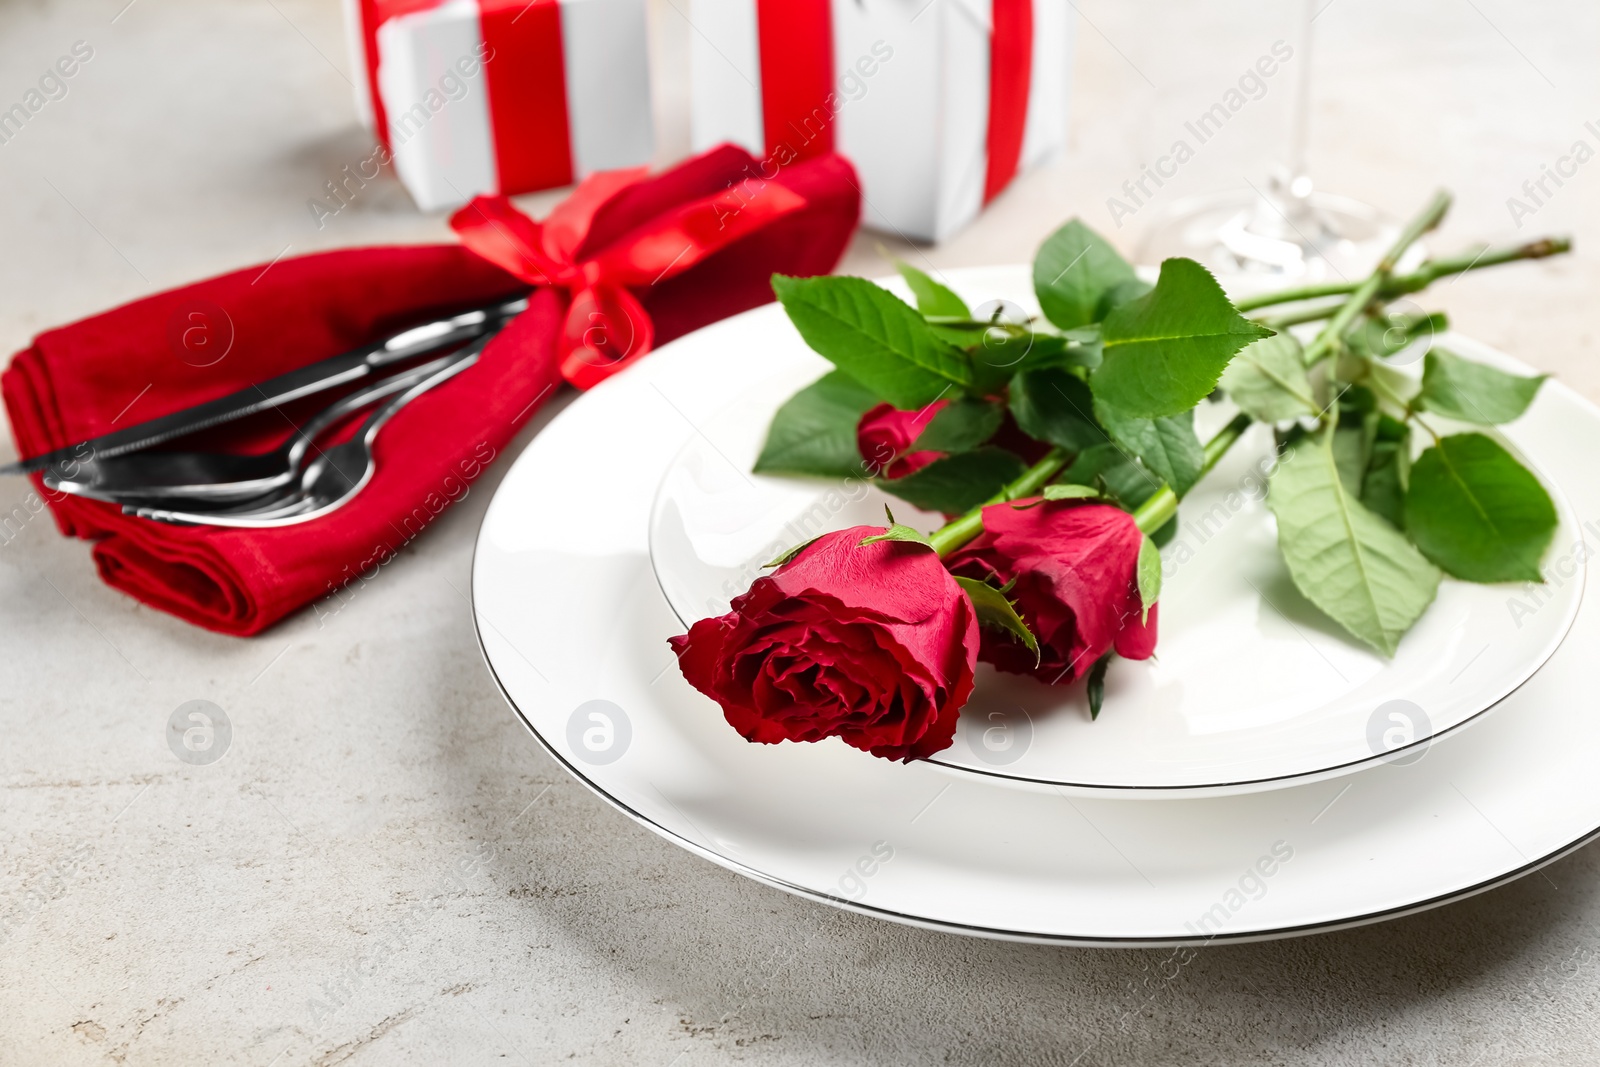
[1135,0,1416,280]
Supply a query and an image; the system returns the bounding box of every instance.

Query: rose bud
[856,400,948,478]
[947,499,1156,683]
[858,400,1051,482]
[669,525,980,761]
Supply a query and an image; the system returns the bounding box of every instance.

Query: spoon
[127,340,484,528]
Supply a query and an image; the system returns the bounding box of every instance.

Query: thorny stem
[927,410,1254,554]
[927,447,1069,557]
[1298,190,1453,370]
[1233,236,1571,312]
[1128,414,1253,535]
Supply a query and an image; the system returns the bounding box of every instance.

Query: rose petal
[857,401,948,479]
[668,525,979,761]
[947,501,1150,685]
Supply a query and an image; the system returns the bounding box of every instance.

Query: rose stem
[1232,235,1570,313]
[927,447,1069,557]
[1294,189,1453,371]
[1258,301,1342,330]
[927,410,1249,554]
[1132,193,1455,535]
[1293,193,1447,350]
[1127,414,1252,535]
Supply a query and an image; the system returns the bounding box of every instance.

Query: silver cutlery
[2,294,527,480]
[43,351,467,507]
[127,337,486,528]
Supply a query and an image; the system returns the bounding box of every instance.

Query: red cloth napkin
[3,146,860,635]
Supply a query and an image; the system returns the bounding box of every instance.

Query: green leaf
[926,323,982,348]
[753,371,881,478]
[1033,219,1140,330]
[894,261,970,318]
[1331,427,1374,497]
[1359,416,1410,528]
[953,575,1039,663]
[858,506,932,548]
[1348,311,1449,360]
[1219,333,1318,422]
[877,447,1027,514]
[1273,422,1312,457]
[1417,348,1547,425]
[1058,444,1176,545]
[860,524,933,547]
[1330,428,1368,496]
[1404,433,1557,583]
[1093,400,1204,496]
[1364,358,1422,409]
[971,332,1073,392]
[765,536,822,568]
[1267,435,1441,656]
[1057,327,1104,372]
[1086,653,1112,720]
[771,274,975,408]
[1329,386,1378,496]
[1012,483,1109,510]
[1093,258,1275,419]
[1136,535,1161,623]
[1061,444,1163,504]
[1097,277,1154,320]
[1007,368,1108,452]
[911,397,1004,453]
[1042,484,1107,501]
[975,326,1105,379]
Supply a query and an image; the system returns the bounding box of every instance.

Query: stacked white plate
[472,267,1594,945]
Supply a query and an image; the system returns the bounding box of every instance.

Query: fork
[127,337,486,527]
[44,351,468,508]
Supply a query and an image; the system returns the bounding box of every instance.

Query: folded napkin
[3,145,860,635]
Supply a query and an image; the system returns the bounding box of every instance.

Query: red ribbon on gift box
[449,164,808,390]
[752,0,1034,203]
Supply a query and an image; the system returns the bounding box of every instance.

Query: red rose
[858,400,1051,481]
[857,400,948,478]
[948,500,1157,683]
[669,525,980,761]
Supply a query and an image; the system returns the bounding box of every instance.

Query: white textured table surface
[2,1,1598,1064]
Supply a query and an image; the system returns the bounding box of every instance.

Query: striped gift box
[344,0,654,210]
[689,0,1073,243]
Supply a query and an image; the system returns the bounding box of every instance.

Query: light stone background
[2,0,1598,1064]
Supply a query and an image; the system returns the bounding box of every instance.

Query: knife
[0,294,530,479]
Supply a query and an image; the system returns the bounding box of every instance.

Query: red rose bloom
[948,500,1157,683]
[669,525,979,761]
[858,401,1051,481]
[857,400,948,478]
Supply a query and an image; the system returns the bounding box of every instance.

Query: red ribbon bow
[449,168,808,390]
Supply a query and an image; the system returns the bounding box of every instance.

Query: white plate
[474,266,1599,944]
[643,273,1582,796]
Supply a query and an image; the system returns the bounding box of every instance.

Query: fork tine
[128,340,488,528]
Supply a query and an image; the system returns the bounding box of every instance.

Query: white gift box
[343,0,654,211]
[689,0,1073,243]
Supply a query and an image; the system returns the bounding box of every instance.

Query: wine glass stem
[1287,0,1317,198]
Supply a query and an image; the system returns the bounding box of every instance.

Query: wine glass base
[1135,188,1425,284]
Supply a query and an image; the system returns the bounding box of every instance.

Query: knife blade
[0,294,529,479]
